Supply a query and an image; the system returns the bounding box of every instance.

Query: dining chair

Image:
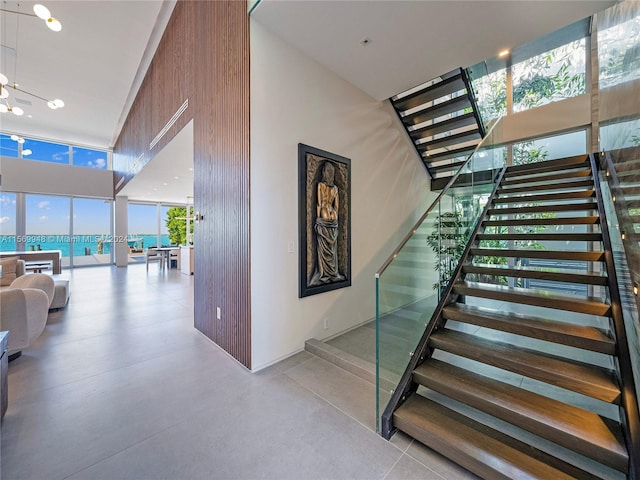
[146,247,164,271]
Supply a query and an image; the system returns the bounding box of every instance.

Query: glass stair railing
[375,118,504,432]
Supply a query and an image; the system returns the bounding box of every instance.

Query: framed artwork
[298,143,351,298]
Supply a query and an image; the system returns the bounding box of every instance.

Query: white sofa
[0,258,55,359]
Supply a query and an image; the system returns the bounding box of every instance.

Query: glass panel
[513,130,587,166]
[512,39,586,112]
[73,198,112,267]
[25,194,71,267]
[0,133,20,158]
[0,192,17,252]
[22,138,69,164]
[376,122,505,432]
[598,5,640,89]
[160,205,173,246]
[469,67,507,123]
[601,117,640,151]
[600,148,640,436]
[72,146,108,169]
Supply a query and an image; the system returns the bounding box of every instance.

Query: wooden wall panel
[112,0,251,368]
[192,0,251,368]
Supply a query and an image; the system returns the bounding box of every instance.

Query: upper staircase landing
[391,68,485,189]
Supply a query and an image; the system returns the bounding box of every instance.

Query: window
[0,133,20,158]
[25,194,71,266]
[0,193,17,252]
[599,15,640,89]
[22,138,70,164]
[471,68,507,122]
[73,198,112,266]
[513,131,587,166]
[512,39,587,112]
[73,146,108,169]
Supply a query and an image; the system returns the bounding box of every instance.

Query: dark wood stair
[429,329,620,403]
[413,360,629,473]
[382,155,638,479]
[393,395,602,480]
[453,281,611,316]
[441,303,615,354]
[390,67,485,185]
[462,263,608,286]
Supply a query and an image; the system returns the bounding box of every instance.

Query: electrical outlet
[323,318,329,330]
[216,307,221,320]
[288,241,295,253]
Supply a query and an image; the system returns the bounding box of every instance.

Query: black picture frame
[298,143,351,298]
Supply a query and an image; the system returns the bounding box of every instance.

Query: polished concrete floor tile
[4,265,446,480]
[405,440,480,480]
[67,374,402,480]
[384,454,448,480]
[286,356,377,430]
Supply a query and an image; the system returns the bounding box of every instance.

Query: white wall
[0,156,114,199]
[250,20,434,370]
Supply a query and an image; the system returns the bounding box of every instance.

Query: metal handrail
[375,116,502,278]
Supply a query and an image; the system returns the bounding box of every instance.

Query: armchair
[0,272,54,360]
[0,287,49,359]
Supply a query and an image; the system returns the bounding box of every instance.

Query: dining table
[153,247,181,270]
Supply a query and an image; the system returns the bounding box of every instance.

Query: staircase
[390,68,486,191]
[382,155,640,479]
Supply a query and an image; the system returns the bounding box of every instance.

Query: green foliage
[514,45,586,109]
[513,141,549,166]
[426,212,468,291]
[165,207,194,245]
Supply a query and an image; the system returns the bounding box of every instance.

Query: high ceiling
[0,0,174,149]
[251,0,616,101]
[0,0,618,203]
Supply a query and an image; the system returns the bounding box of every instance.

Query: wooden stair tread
[462,263,608,285]
[392,73,466,112]
[417,129,481,152]
[427,160,467,173]
[487,201,598,215]
[477,232,602,242]
[424,144,476,162]
[409,112,477,140]
[442,303,615,354]
[505,156,590,176]
[483,216,600,227]
[502,169,591,186]
[499,179,594,194]
[413,360,629,472]
[402,95,471,127]
[493,190,595,203]
[394,395,600,480]
[428,329,620,403]
[453,281,611,316]
[469,248,604,262]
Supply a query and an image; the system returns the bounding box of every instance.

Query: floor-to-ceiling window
[25,194,71,267]
[0,192,17,252]
[73,198,113,267]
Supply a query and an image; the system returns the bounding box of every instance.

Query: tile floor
[2,265,477,480]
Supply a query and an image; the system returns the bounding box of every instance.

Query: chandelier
[0,3,64,116]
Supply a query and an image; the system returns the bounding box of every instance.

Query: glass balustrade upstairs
[375,120,504,432]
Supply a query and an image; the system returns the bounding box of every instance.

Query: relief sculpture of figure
[309,162,345,286]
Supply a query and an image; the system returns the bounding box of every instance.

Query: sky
[0,193,171,236]
[0,134,171,236]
